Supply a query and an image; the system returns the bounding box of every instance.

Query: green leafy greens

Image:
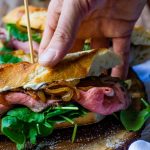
[1,104,87,150]
[83,42,91,51]
[0,53,22,64]
[5,24,42,43]
[120,98,150,131]
[0,46,22,64]
[0,46,12,53]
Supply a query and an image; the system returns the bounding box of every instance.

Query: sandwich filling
[0,24,40,53]
[0,76,131,116]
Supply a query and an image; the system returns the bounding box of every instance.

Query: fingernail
[39,49,56,66]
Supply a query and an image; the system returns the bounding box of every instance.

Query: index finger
[111,36,131,79]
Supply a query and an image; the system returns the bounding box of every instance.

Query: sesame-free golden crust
[55,112,104,128]
[0,49,120,91]
[3,6,46,30]
[0,62,36,91]
[0,50,97,91]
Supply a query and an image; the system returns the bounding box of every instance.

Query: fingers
[111,36,131,79]
[39,0,91,66]
[39,0,63,55]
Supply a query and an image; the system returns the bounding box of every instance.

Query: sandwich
[1,6,46,53]
[0,49,131,149]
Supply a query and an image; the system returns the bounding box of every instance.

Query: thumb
[39,0,96,66]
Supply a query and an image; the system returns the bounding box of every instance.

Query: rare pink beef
[74,84,131,115]
[0,28,39,53]
[0,92,59,115]
[0,84,131,116]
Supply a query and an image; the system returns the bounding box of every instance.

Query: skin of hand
[39,0,147,79]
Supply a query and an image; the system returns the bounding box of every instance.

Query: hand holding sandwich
[39,0,146,79]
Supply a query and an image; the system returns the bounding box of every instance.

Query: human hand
[39,0,146,79]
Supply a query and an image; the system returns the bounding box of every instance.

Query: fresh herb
[5,24,42,43]
[120,98,150,131]
[0,54,22,64]
[1,104,87,150]
[0,46,12,53]
[54,106,79,110]
[72,124,78,143]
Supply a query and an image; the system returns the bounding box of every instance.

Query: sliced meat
[0,104,11,116]
[0,81,131,116]
[0,92,60,115]
[11,39,39,53]
[75,84,131,115]
[0,27,39,53]
[0,28,8,42]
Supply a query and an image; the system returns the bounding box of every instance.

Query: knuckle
[54,29,72,43]
[71,0,94,17]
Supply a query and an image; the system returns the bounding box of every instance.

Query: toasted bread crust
[55,112,104,128]
[3,6,46,30]
[0,49,120,91]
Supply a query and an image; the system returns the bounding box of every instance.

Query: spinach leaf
[6,24,42,43]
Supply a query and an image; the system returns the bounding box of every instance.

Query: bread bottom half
[55,112,105,128]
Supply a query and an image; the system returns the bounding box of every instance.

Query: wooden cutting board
[0,69,146,150]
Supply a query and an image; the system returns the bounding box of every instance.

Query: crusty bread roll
[0,49,121,92]
[0,49,120,127]
[55,112,105,128]
[3,6,47,30]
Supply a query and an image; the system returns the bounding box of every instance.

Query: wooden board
[0,69,146,150]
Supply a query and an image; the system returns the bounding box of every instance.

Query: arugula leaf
[5,24,42,43]
[28,125,38,144]
[1,104,87,150]
[0,54,22,64]
[72,124,78,143]
[120,108,150,131]
[7,107,44,123]
[120,98,150,131]
[37,122,54,137]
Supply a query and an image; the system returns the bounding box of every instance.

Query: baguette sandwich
[1,6,46,53]
[0,49,131,149]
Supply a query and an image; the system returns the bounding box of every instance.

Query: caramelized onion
[26,91,38,99]
[37,91,46,103]
[62,90,74,101]
[45,87,76,102]
[78,86,94,91]
[47,79,80,89]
